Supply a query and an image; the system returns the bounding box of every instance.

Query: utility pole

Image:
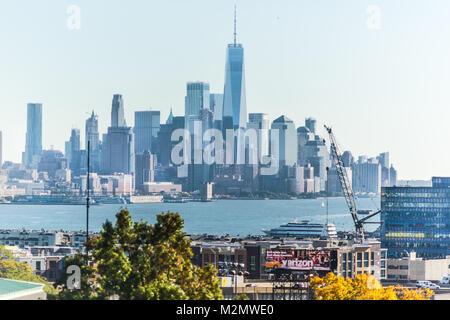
[86,140,90,263]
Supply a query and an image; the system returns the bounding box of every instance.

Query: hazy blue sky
[1,0,449,180]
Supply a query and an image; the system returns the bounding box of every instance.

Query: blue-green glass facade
[223,44,247,129]
[381,177,450,258]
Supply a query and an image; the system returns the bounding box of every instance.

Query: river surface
[0,198,380,235]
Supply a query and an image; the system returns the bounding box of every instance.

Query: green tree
[57,209,224,300]
[0,244,14,260]
[0,246,57,296]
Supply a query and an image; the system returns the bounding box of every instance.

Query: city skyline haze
[1,0,450,180]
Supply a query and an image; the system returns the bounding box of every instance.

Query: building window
[357,252,362,268]
[364,252,369,267]
[370,252,374,266]
[36,261,41,271]
[250,256,256,271]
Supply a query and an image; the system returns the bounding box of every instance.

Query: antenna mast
[234,5,237,45]
[86,140,90,262]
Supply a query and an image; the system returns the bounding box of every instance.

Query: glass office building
[134,110,161,154]
[223,43,247,130]
[381,177,450,258]
[24,103,43,168]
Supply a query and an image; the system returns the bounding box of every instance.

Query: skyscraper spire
[234,4,237,46]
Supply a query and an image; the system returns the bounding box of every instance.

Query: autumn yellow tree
[310,273,434,300]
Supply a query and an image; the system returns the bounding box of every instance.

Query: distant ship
[262,220,338,239]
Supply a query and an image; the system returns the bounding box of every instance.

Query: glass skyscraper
[210,93,224,130]
[85,111,99,151]
[381,177,450,258]
[102,126,135,175]
[185,82,210,132]
[222,10,247,130]
[134,110,161,154]
[111,94,126,127]
[247,113,269,160]
[85,111,101,172]
[24,103,43,168]
[102,94,134,174]
[270,115,297,167]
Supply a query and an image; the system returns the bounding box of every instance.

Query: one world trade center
[222,7,247,131]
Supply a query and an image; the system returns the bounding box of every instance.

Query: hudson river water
[0,198,380,235]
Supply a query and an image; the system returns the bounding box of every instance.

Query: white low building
[387,252,450,281]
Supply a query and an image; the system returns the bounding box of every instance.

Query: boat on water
[357,210,373,215]
[262,220,338,239]
[6,196,101,205]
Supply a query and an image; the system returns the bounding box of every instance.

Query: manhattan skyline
[1,1,450,180]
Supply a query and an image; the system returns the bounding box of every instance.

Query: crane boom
[324,125,365,240]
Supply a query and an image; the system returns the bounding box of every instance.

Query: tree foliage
[310,273,434,300]
[0,245,57,296]
[0,245,14,260]
[57,209,224,300]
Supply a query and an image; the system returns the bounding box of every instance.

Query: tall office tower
[0,131,2,169]
[389,165,398,186]
[305,117,317,135]
[210,93,224,129]
[352,158,381,194]
[64,141,72,165]
[222,8,247,130]
[327,166,352,196]
[157,116,185,167]
[188,109,214,192]
[377,152,389,168]
[85,111,100,151]
[85,111,101,172]
[134,110,161,155]
[111,94,126,127]
[69,128,81,175]
[100,133,108,172]
[303,164,315,193]
[296,126,314,166]
[24,103,43,168]
[247,113,269,160]
[270,115,297,167]
[135,150,155,192]
[102,127,135,174]
[341,151,354,167]
[185,82,210,131]
[377,152,390,186]
[305,140,328,190]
